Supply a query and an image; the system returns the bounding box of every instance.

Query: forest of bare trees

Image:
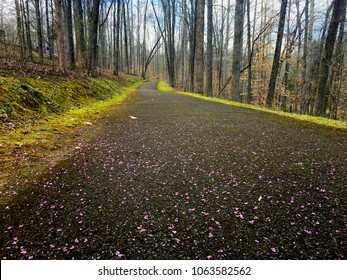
[0,0,346,119]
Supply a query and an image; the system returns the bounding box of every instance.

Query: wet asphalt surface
[1,81,346,259]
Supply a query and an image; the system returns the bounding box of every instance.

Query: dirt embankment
[0,59,144,194]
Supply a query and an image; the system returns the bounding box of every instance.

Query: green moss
[0,76,145,192]
[0,76,144,123]
[158,81,347,130]
[157,81,175,93]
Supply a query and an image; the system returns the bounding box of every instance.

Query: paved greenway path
[1,81,346,259]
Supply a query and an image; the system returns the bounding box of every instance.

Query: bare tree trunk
[129,0,135,74]
[167,0,176,87]
[293,0,302,113]
[194,0,205,93]
[205,0,213,96]
[217,0,225,93]
[315,0,346,116]
[310,2,334,115]
[89,0,101,77]
[181,0,188,88]
[54,0,68,73]
[23,0,33,61]
[143,35,162,78]
[34,0,44,64]
[329,0,346,119]
[246,0,253,104]
[152,0,176,86]
[66,0,76,70]
[122,0,129,73]
[266,0,288,108]
[114,0,121,75]
[136,0,140,75]
[281,0,293,111]
[73,0,87,68]
[231,0,245,101]
[301,0,314,114]
[188,0,196,91]
[50,0,55,68]
[14,0,25,60]
[223,0,231,89]
[141,0,149,78]
[45,0,53,60]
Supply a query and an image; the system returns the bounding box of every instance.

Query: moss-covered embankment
[0,75,144,189]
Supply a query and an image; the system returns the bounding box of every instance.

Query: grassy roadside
[157,81,347,130]
[0,76,145,193]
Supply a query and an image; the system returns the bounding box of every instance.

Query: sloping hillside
[0,59,144,191]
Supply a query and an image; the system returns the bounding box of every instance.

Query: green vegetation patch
[0,76,144,190]
[157,81,347,130]
[157,81,175,93]
[0,76,143,122]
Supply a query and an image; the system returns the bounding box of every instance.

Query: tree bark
[315,0,346,116]
[14,0,25,61]
[66,0,76,70]
[329,0,346,119]
[231,0,245,101]
[194,0,205,93]
[189,0,196,92]
[114,0,121,75]
[45,0,53,60]
[141,0,149,78]
[181,0,188,88]
[217,0,225,93]
[310,2,334,115]
[246,0,252,104]
[266,0,288,108]
[281,0,293,111]
[73,0,87,68]
[54,0,68,73]
[153,0,176,87]
[23,0,33,61]
[293,0,302,113]
[301,0,315,114]
[223,0,231,89]
[205,0,213,96]
[89,0,101,77]
[34,0,44,64]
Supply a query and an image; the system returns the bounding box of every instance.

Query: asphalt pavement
[1,81,346,259]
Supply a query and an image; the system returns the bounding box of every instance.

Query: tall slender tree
[266,0,288,108]
[189,0,196,92]
[205,0,213,96]
[330,0,346,118]
[122,0,130,73]
[34,0,44,64]
[152,0,176,87]
[315,0,346,116]
[66,0,75,70]
[194,0,205,93]
[114,0,121,75]
[54,0,68,73]
[23,0,33,61]
[246,0,253,104]
[217,0,225,93]
[181,0,188,88]
[231,0,245,101]
[89,0,101,77]
[301,0,315,114]
[73,0,87,68]
[14,0,25,60]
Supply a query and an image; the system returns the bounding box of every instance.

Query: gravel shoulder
[1,81,346,259]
